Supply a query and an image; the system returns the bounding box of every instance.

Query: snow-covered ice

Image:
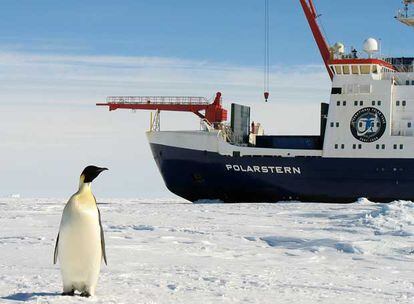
[0,198,413,303]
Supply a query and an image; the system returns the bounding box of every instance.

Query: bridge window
[343,65,350,75]
[343,101,346,106]
[337,101,340,106]
[382,144,385,149]
[341,144,345,149]
[335,66,342,74]
[334,144,338,149]
[408,122,412,128]
[394,144,397,149]
[358,144,362,149]
[372,100,375,106]
[359,101,363,106]
[354,100,358,106]
[352,66,359,74]
[372,65,378,74]
[378,100,382,106]
[406,80,410,85]
[360,65,370,74]
[400,144,404,149]
[403,100,407,106]
[396,100,400,106]
[352,144,356,149]
[336,122,340,127]
[330,122,334,127]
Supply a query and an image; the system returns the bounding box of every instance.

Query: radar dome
[332,42,345,54]
[363,38,379,57]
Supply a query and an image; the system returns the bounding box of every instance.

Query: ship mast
[299,0,333,80]
[396,0,414,27]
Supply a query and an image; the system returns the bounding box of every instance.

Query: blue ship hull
[150,143,414,203]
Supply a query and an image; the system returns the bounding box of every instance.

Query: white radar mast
[396,0,414,26]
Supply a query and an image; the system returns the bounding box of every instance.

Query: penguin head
[80,165,108,184]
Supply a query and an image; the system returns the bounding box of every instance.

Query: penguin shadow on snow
[2,292,60,302]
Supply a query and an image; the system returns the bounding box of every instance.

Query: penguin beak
[99,167,109,172]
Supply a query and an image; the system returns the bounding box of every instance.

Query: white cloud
[0,51,331,198]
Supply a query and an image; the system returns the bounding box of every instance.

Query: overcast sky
[1,0,411,198]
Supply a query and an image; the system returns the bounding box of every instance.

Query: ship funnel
[363,38,379,58]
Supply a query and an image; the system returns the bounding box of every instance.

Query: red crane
[299,0,333,80]
[96,92,228,126]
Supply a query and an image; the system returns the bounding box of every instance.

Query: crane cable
[264,0,270,102]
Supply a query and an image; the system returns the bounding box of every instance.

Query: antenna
[396,0,414,26]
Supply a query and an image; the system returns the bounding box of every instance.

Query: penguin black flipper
[53,233,59,264]
[94,196,107,265]
[98,208,107,265]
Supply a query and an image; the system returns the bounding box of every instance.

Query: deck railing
[106,96,209,105]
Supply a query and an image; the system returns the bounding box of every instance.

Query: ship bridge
[328,58,395,77]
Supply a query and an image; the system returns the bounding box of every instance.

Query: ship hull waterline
[150,143,414,203]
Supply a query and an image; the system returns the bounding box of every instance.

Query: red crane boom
[299,0,333,80]
[96,92,227,125]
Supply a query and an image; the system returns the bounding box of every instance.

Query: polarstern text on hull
[226,164,301,175]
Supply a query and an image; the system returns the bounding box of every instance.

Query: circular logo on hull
[350,107,386,142]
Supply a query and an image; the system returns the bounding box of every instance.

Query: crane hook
[264,91,269,102]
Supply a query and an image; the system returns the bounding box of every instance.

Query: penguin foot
[80,291,91,298]
[61,290,75,296]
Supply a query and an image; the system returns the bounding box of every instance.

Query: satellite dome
[332,42,345,55]
[363,38,379,57]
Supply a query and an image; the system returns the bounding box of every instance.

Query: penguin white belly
[58,201,102,294]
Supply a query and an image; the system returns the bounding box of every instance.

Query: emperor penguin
[54,165,108,297]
